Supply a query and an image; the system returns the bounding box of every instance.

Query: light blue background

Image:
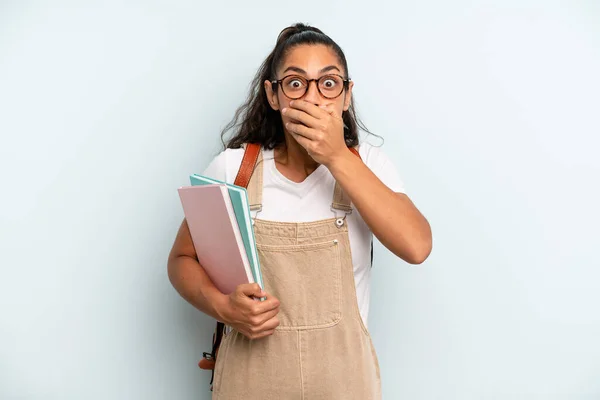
[1,1,599,399]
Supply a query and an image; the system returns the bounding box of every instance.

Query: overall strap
[330,147,373,267]
[331,147,361,212]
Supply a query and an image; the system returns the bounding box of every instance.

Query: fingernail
[289,100,294,106]
[281,108,287,114]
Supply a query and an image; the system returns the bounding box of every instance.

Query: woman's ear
[264,80,280,111]
[343,80,354,112]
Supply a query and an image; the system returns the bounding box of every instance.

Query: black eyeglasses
[271,74,350,100]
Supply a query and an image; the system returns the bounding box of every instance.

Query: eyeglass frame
[270,74,351,100]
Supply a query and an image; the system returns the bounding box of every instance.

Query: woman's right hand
[218,283,280,340]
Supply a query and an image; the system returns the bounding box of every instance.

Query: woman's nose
[302,80,322,106]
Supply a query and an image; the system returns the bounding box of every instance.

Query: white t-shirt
[202,142,406,327]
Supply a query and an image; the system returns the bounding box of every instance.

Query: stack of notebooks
[178,175,263,295]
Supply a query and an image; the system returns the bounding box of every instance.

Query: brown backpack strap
[234,143,261,187]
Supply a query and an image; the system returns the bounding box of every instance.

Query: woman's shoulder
[357,140,390,167]
[357,140,407,194]
[201,147,246,184]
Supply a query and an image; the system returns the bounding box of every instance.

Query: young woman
[168,23,432,399]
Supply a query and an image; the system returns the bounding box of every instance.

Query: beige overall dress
[212,149,382,400]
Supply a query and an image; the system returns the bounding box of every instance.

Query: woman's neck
[273,134,320,183]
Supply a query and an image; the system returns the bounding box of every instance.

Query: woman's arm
[328,150,432,264]
[283,100,432,264]
[167,219,232,320]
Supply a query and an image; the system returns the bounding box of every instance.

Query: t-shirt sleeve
[201,148,245,184]
[361,144,407,194]
[201,151,228,182]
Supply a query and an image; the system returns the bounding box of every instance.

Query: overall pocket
[257,240,342,330]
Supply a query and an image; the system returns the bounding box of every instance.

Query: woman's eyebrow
[319,65,341,74]
[282,65,342,75]
[282,66,306,75]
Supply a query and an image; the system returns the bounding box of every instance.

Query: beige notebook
[178,184,254,294]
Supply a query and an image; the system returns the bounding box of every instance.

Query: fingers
[249,293,280,314]
[246,316,280,340]
[282,107,320,128]
[288,129,314,153]
[253,314,280,333]
[228,284,282,340]
[236,283,280,314]
[249,306,279,327]
[286,122,316,140]
[263,316,280,331]
[319,103,341,119]
[289,100,328,119]
[247,328,277,340]
[237,282,266,298]
[238,297,280,340]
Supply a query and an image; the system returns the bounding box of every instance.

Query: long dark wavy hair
[221,23,373,150]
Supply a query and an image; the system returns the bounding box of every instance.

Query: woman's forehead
[280,44,343,75]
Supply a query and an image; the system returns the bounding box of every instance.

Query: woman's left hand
[282,100,348,167]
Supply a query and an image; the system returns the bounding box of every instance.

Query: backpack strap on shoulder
[234,143,261,187]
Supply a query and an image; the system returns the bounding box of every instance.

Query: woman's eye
[322,79,337,88]
[289,79,304,88]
